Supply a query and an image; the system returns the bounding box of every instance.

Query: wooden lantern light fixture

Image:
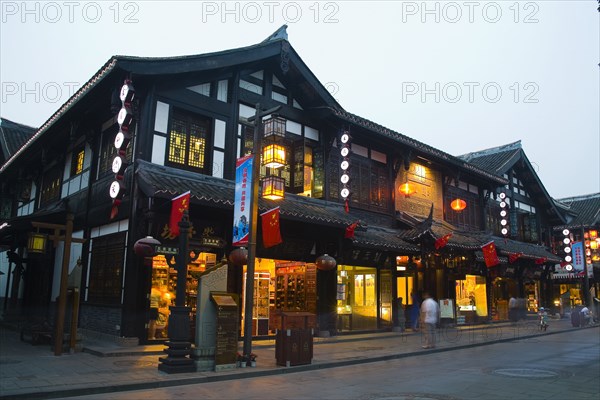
[261,175,285,200]
[260,116,287,200]
[27,232,48,254]
[262,143,286,169]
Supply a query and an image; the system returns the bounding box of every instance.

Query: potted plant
[236,352,246,368]
[249,353,257,367]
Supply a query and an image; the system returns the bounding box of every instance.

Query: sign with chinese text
[233,155,253,246]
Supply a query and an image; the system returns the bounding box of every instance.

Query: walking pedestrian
[420,291,439,349]
[580,306,591,326]
[410,291,421,331]
[508,296,518,323]
[396,297,406,331]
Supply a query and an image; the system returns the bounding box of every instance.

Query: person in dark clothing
[410,291,421,331]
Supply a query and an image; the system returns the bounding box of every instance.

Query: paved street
[1,320,598,400]
[70,328,599,400]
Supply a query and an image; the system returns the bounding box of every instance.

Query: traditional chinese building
[0,27,575,347]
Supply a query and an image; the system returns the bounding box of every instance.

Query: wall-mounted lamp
[28,232,48,254]
[450,198,467,212]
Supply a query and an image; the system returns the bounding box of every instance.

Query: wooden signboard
[210,292,239,371]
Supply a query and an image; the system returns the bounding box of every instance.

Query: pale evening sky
[1,1,598,200]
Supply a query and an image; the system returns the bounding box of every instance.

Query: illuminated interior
[456,274,488,317]
[147,252,216,340]
[337,265,378,331]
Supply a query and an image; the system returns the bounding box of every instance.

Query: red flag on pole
[344,221,359,239]
[261,207,283,248]
[508,252,523,264]
[169,191,190,237]
[482,241,500,267]
[434,233,452,250]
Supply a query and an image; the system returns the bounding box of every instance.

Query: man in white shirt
[420,291,439,349]
[581,306,591,326]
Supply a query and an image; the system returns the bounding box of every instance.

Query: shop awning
[352,226,419,254]
[135,160,358,229]
[397,213,560,263]
[0,199,68,250]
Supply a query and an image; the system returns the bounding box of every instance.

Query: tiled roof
[0,118,37,163]
[555,193,600,228]
[331,109,508,185]
[457,140,522,175]
[135,160,358,228]
[398,219,560,262]
[0,58,118,174]
[492,236,561,263]
[458,141,565,225]
[0,28,339,175]
[352,226,419,253]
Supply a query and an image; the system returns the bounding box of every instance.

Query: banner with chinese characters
[232,155,253,247]
[571,241,584,272]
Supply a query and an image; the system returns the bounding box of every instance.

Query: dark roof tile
[136,160,358,228]
[0,118,37,163]
[555,193,600,228]
[458,141,522,175]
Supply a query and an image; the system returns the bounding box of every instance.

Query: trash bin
[272,311,316,367]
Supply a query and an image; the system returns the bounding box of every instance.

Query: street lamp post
[242,103,281,362]
[158,210,195,373]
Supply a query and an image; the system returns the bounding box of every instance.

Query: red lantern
[133,236,161,258]
[229,247,248,266]
[450,198,467,212]
[316,254,337,271]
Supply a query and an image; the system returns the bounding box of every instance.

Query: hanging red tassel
[344,199,349,213]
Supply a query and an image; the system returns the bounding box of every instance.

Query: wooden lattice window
[328,153,389,211]
[40,165,62,207]
[71,146,85,176]
[86,232,126,305]
[167,110,210,172]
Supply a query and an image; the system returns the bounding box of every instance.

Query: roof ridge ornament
[262,24,288,43]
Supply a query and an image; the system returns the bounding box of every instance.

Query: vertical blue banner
[571,241,584,272]
[232,155,253,247]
